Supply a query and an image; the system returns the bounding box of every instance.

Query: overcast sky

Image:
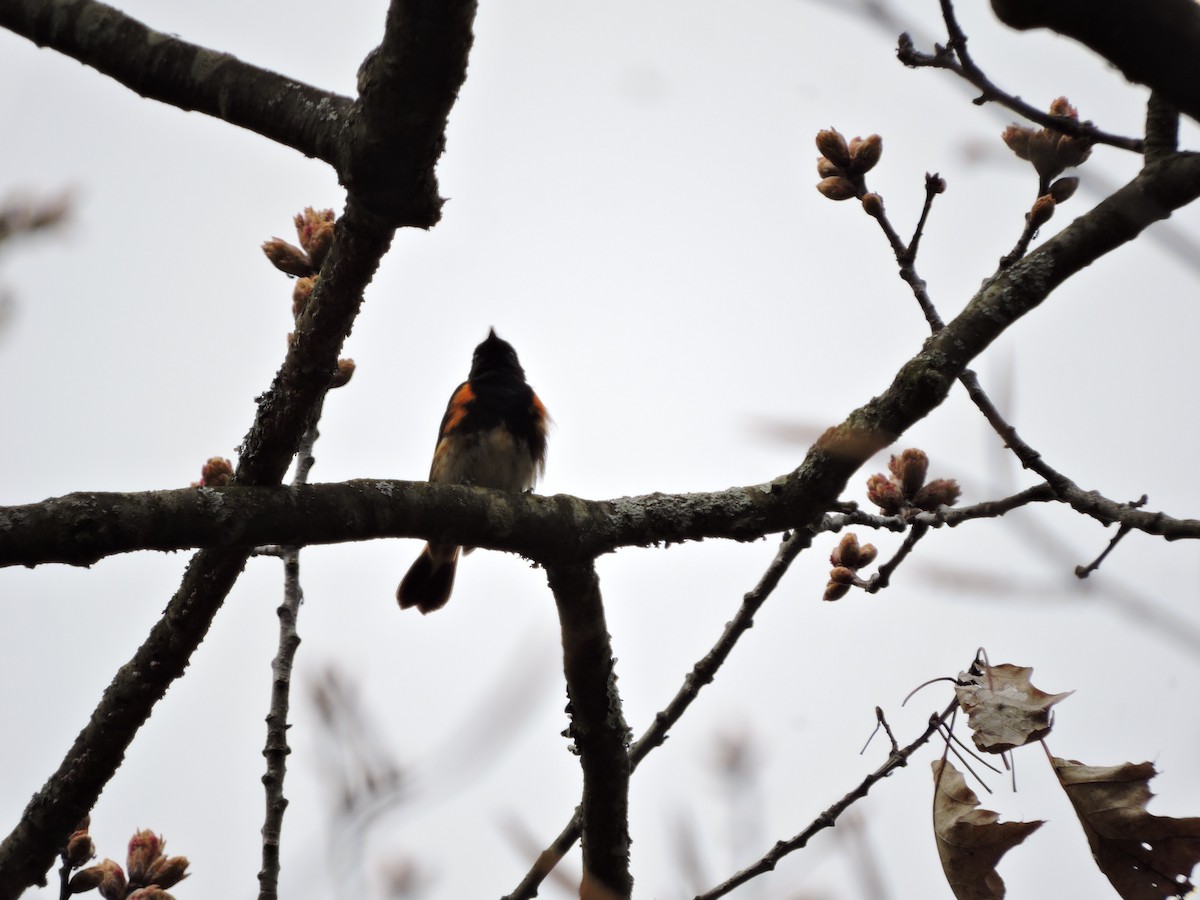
[3,1,1200,898]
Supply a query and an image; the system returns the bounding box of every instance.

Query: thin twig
[902,173,944,267]
[257,414,323,900]
[896,5,1142,153]
[860,706,900,755]
[817,483,1057,535]
[864,522,929,593]
[693,698,960,900]
[998,215,1044,269]
[1075,496,1146,578]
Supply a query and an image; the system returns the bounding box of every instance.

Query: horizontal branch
[5,152,1197,575]
[0,0,350,165]
[3,470,1198,573]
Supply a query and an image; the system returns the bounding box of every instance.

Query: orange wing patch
[531,393,549,432]
[442,382,475,435]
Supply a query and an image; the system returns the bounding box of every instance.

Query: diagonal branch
[546,563,632,900]
[0,0,350,165]
[695,698,960,900]
[896,1,1142,152]
[0,0,478,891]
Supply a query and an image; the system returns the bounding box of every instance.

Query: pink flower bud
[912,478,961,510]
[866,473,904,515]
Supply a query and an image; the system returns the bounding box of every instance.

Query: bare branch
[864,522,930,593]
[695,699,960,900]
[0,0,478,888]
[257,414,323,899]
[547,563,632,899]
[0,0,350,165]
[896,4,1142,152]
[505,529,815,899]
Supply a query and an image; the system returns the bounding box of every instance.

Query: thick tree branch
[0,548,252,898]
[547,563,632,900]
[0,0,350,165]
[2,457,1197,576]
[990,0,1200,125]
[342,0,478,223]
[0,0,477,891]
[504,529,818,898]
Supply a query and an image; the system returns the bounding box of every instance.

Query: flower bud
[127,888,176,900]
[198,457,234,488]
[926,172,947,194]
[1026,194,1056,230]
[888,448,928,498]
[861,192,884,218]
[816,156,843,178]
[68,865,106,894]
[823,580,851,602]
[816,128,852,169]
[855,542,878,567]
[66,830,96,868]
[95,859,127,900]
[830,533,860,568]
[816,176,857,201]
[912,478,961,510]
[849,133,882,172]
[127,829,163,884]
[262,238,314,278]
[866,473,904,515]
[292,276,317,319]
[1026,129,1063,180]
[304,220,335,270]
[1048,176,1079,203]
[294,206,335,246]
[1001,125,1033,160]
[330,358,356,389]
[1048,96,1078,119]
[829,566,858,585]
[146,855,190,889]
[1054,134,1093,171]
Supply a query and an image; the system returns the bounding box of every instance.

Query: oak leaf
[955,663,1072,753]
[932,760,1043,899]
[1053,757,1200,899]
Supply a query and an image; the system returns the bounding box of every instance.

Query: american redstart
[397,329,549,613]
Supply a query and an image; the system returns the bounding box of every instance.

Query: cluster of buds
[265,209,356,390]
[866,448,960,518]
[261,207,335,278]
[824,533,878,602]
[66,828,189,899]
[815,128,883,202]
[1002,98,1091,230]
[191,456,233,488]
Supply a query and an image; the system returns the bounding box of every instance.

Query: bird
[397,328,549,613]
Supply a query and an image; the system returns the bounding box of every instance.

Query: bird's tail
[397,544,460,614]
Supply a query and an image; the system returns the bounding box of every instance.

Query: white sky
[3,1,1200,898]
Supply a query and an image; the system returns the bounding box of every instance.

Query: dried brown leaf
[932,760,1043,900]
[955,663,1072,753]
[1053,757,1200,899]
